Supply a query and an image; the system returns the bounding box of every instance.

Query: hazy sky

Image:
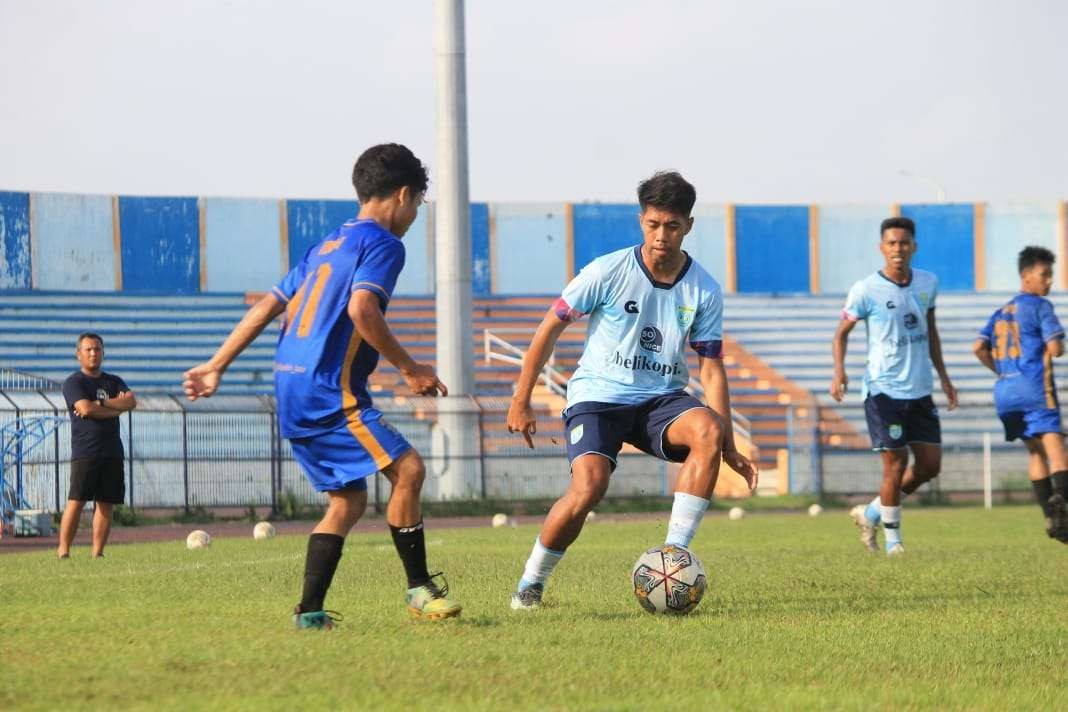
[2,0,1066,203]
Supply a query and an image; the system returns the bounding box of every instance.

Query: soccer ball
[253,521,276,540]
[186,530,211,550]
[808,503,824,517]
[631,544,707,615]
[585,510,597,523]
[491,513,509,528]
[728,506,746,521]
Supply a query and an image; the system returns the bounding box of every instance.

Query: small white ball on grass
[491,513,509,528]
[186,530,211,550]
[253,521,276,540]
[727,506,746,521]
[585,511,596,523]
[808,503,824,517]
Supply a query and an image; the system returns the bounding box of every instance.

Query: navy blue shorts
[998,408,1063,442]
[563,391,708,470]
[863,394,941,451]
[289,408,411,492]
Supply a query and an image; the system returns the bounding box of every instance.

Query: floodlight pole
[433,0,480,500]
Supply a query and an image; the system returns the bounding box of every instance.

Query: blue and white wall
[1,189,1065,295]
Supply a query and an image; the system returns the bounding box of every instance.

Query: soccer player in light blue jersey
[182,144,461,628]
[831,217,958,555]
[974,246,1068,541]
[506,171,758,609]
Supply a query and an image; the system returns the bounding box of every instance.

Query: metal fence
[0,387,1040,513]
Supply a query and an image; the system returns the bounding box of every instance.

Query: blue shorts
[289,408,411,492]
[863,394,941,451]
[998,408,1063,442]
[563,391,708,470]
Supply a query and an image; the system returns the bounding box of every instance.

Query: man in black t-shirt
[58,333,137,558]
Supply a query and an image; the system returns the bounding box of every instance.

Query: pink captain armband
[690,340,723,358]
[552,297,583,322]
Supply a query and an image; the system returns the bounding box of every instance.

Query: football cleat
[293,605,342,631]
[407,572,462,620]
[849,505,879,553]
[510,582,544,610]
[1047,494,1068,542]
[886,543,905,556]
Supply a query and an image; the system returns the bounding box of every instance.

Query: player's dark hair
[880,217,915,238]
[76,332,103,349]
[637,171,697,217]
[351,143,429,204]
[1018,245,1056,274]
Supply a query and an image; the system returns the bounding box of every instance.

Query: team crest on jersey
[676,305,695,330]
[888,424,903,440]
[96,388,108,400]
[570,424,584,444]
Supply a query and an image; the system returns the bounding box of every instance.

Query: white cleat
[849,505,879,553]
[886,543,905,556]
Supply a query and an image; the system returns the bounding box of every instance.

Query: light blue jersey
[555,246,723,408]
[842,269,939,399]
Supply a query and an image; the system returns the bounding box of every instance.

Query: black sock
[1052,470,1068,499]
[299,533,344,613]
[390,520,430,588]
[1032,477,1055,518]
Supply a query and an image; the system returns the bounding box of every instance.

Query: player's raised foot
[849,505,879,553]
[886,543,905,556]
[510,582,544,610]
[1047,494,1068,542]
[406,573,461,620]
[292,605,342,631]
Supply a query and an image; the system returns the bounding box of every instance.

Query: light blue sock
[864,496,882,525]
[518,538,564,591]
[881,505,902,550]
[665,492,711,548]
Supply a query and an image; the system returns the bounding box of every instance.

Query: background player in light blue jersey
[505,171,758,609]
[182,144,461,628]
[974,246,1068,542]
[831,217,958,555]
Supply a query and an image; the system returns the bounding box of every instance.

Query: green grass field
[3,507,1066,711]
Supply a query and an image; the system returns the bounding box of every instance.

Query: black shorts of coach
[863,393,941,451]
[68,458,126,504]
[562,391,709,471]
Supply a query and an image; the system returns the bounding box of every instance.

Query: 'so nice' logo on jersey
[904,313,919,329]
[640,325,663,353]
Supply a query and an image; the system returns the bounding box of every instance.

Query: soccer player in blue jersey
[182,144,461,628]
[974,246,1068,541]
[505,171,758,609]
[831,217,958,555]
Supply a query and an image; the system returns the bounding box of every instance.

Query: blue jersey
[842,269,939,399]
[556,245,723,409]
[978,293,1064,414]
[271,219,405,438]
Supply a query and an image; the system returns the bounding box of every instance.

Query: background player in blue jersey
[830,217,958,555]
[182,144,461,628]
[505,171,758,609]
[974,246,1068,541]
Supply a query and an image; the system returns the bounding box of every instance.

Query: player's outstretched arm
[830,318,856,401]
[507,308,571,449]
[348,290,446,397]
[699,356,758,491]
[184,293,285,400]
[927,310,958,410]
[973,338,997,373]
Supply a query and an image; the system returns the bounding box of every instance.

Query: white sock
[881,505,902,550]
[864,496,882,525]
[518,538,564,590]
[665,492,710,548]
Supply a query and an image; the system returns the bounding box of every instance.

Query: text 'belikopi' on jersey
[842,269,938,400]
[978,293,1064,413]
[270,219,405,438]
[553,245,723,408]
